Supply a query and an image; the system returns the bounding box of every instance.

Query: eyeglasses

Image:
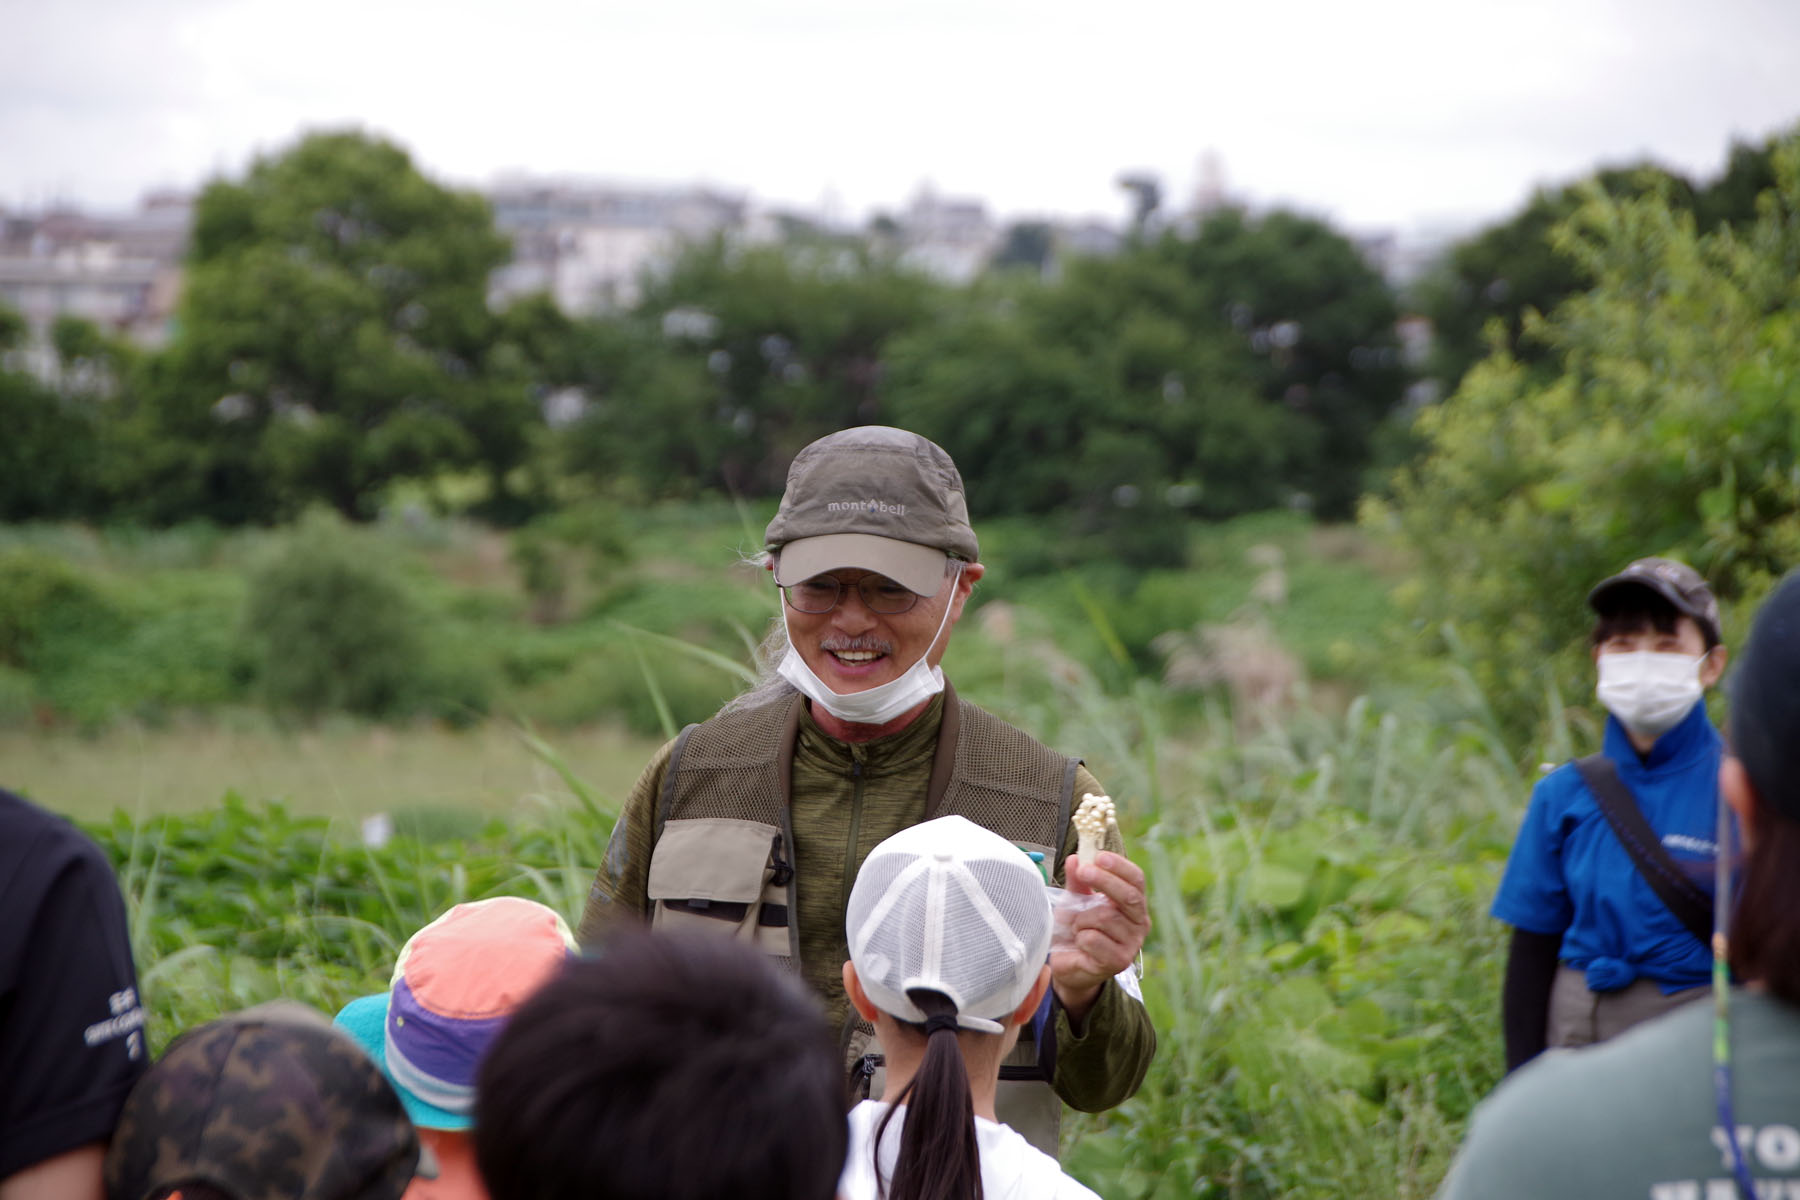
[782,574,922,615]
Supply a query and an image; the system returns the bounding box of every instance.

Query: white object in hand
[1073,792,1116,868]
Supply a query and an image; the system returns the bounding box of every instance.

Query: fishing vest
[645,682,1080,1156]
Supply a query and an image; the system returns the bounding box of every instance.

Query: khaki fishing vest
[645,683,1079,1155]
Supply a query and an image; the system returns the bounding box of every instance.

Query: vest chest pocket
[648,817,791,956]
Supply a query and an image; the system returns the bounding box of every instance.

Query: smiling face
[780,563,983,694]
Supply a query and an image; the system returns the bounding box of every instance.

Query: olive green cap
[766,426,979,596]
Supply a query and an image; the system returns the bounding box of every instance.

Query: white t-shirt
[839,1100,1101,1200]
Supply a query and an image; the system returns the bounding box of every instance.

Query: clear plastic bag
[1046,885,1113,949]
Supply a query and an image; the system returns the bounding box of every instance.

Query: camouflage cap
[766,426,979,596]
[1588,556,1721,644]
[104,1001,431,1200]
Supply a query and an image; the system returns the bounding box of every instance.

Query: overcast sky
[3,0,1797,241]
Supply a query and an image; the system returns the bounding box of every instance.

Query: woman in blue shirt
[1491,557,1728,1071]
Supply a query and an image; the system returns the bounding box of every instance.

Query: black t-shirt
[0,788,147,1179]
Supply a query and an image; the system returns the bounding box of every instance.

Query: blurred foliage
[1371,132,1800,743]
[85,644,1529,1199]
[0,546,124,671]
[0,316,138,521]
[241,513,495,722]
[1414,128,1791,393]
[575,235,949,496]
[509,499,634,624]
[887,206,1407,570]
[0,129,1415,534]
[0,503,1403,736]
[122,131,543,524]
[90,789,614,1050]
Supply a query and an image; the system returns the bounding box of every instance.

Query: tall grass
[963,622,1540,1198]
[52,508,1550,1198]
[91,765,616,1056]
[86,640,1549,1199]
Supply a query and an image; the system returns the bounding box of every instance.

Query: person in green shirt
[1437,568,1800,1200]
[580,426,1154,1157]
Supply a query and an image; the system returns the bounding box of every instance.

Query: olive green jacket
[579,689,1155,1117]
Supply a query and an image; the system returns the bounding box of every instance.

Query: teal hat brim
[332,993,472,1132]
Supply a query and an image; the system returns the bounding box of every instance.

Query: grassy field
[5,719,663,823]
[75,656,1524,1200]
[6,504,1531,1199]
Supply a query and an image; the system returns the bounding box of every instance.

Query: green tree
[1370,136,1800,745]
[149,130,520,522]
[0,309,138,521]
[1693,135,1782,231]
[887,206,1406,559]
[991,221,1054,274]
[1414,163,1695,392]
[1417,129,1794,396]
[240,514,493,720]
[605,236,948,495]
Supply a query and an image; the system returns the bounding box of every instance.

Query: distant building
[0,191,190,349]
[486,181,747,314]
[893,185,1000,284]
[1054,218,1125,261]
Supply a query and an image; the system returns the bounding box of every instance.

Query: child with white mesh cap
[839,815,1101,1200]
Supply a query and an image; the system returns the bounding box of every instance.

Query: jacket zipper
[840,756,866,917]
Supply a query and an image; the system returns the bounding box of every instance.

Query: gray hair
[718,618,800,716]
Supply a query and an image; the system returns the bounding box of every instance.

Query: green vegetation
[1414,127,1790,393]
[1371,137,1800,741]
[891,207,1405,530]
[10,113,1800,1200]
[0,128,1413,561]
[75,635,1526,1200]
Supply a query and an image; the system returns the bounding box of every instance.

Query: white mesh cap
[845,815,1053,1034]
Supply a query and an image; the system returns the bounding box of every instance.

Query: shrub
[1368,138,1800,746]
[0,547,123,670]
[240,515,493,720]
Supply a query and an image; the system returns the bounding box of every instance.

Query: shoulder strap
[1574,754,1712,946]
[655,723,701,846]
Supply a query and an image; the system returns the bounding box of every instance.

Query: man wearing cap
[1491,557,1728,1071]
[580,426,1154,1154]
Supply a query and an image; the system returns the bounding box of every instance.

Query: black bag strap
[1574,754,1712,946]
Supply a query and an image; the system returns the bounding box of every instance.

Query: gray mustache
[821,637,893,654]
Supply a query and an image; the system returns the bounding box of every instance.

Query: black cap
[1587,557,1721,644]
[1731,570,1800,822]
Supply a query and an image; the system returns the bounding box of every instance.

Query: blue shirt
[1490,700,1721,994]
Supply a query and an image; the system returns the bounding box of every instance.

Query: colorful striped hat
[335,897,577,1130]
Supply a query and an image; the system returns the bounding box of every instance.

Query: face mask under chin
[776,567,961,727]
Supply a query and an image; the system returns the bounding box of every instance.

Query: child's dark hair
[1590,588,1721,651]
[874,989,985,1200]
[1728,800,1800,1007]
[474,931,846,1200]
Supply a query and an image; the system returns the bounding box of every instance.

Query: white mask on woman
[776,565,962,727]
[1595,650,1706,739]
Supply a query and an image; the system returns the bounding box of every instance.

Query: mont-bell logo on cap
[827,498,907,516]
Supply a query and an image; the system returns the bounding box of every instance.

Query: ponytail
[874,990,984,1200]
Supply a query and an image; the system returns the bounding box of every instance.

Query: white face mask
[1595,650,1706,739]
[776,566,962,727]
